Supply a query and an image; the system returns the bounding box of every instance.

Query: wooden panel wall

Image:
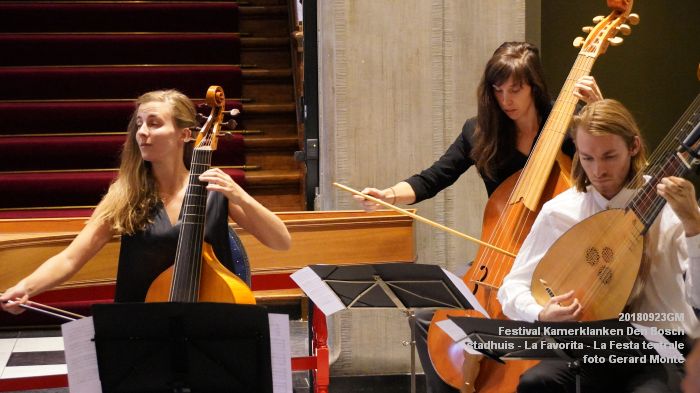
[317,0,526,375]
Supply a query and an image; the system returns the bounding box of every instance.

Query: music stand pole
[408,310,416,393]
[570,360,582,393]
[373,274,417,393]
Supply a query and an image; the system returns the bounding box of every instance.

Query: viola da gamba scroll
[146,86,255,304]
[427,1,640,391]
[531,94,700,320]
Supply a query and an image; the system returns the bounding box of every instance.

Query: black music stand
[90,302,273,393]
[438,316,686,393]
[294,263,478,393]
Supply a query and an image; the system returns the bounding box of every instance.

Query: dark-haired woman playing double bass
[354,42,602,393]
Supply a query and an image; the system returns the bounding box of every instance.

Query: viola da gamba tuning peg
[582,26,593,33]
[592,15,605,23]
[617,24,631,35]
[573,37,585,48]
[607,36,624,46]
[627,13,640,25]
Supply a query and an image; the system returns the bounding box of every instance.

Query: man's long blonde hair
[93,90,197,234]
[569,99,647,192]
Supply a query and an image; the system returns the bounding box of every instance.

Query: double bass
[146,85,255,304]
[427,1,639,391]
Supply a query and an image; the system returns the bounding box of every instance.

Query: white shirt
[497,185,700,333]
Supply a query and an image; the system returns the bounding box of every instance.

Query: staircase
[0,0,304,218]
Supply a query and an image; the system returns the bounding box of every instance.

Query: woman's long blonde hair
[569,99,647,192]
[94,90,197,234]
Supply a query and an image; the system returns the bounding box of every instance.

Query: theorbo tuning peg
[627,13,640,25]
[592,15,605,24]
[582,26,593,33]
[607,36,624,46]
[617,24,631,35]
[573,37,585,48]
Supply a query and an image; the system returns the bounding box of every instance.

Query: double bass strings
[171,123,216,302]
[478,55,594,293]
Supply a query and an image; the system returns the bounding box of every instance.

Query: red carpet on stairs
[0,168,246,209]
[0,3,240,33]
[0,1,249,214]
[0,133,245,171]
[0,33,241,66]
[0,65,243,101]
[0,100,243,134]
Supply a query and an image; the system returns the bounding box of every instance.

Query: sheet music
[441,268,490,318]
[269,313,292,393]
[434,319,482,355]
[61,317,103,393]
[291,266,345,316]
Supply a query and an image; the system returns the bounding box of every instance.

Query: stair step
[0,34,288,67]
[242,69,294,104]
[253,190,304,212]
[243,103,296,113]
[246,150,298,171]
[237,104,298,140]
[241,37,290,48]
[239,122,298,139]
[240,37,291,68]
[246,169,300,186]
[0,2,240,33]
[0,133,245,171]
[244,136,298,149]
[0,33,241,66]
[238,0,291,37]
[0,65,242,100]
[0,168,246,209]
[243,68,293,78]
[0,100,243,134]
[238,0,289,6]
[238,5,287,16]
[244,136,299,171]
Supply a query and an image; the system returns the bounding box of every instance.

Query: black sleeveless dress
[114,191,249,302]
